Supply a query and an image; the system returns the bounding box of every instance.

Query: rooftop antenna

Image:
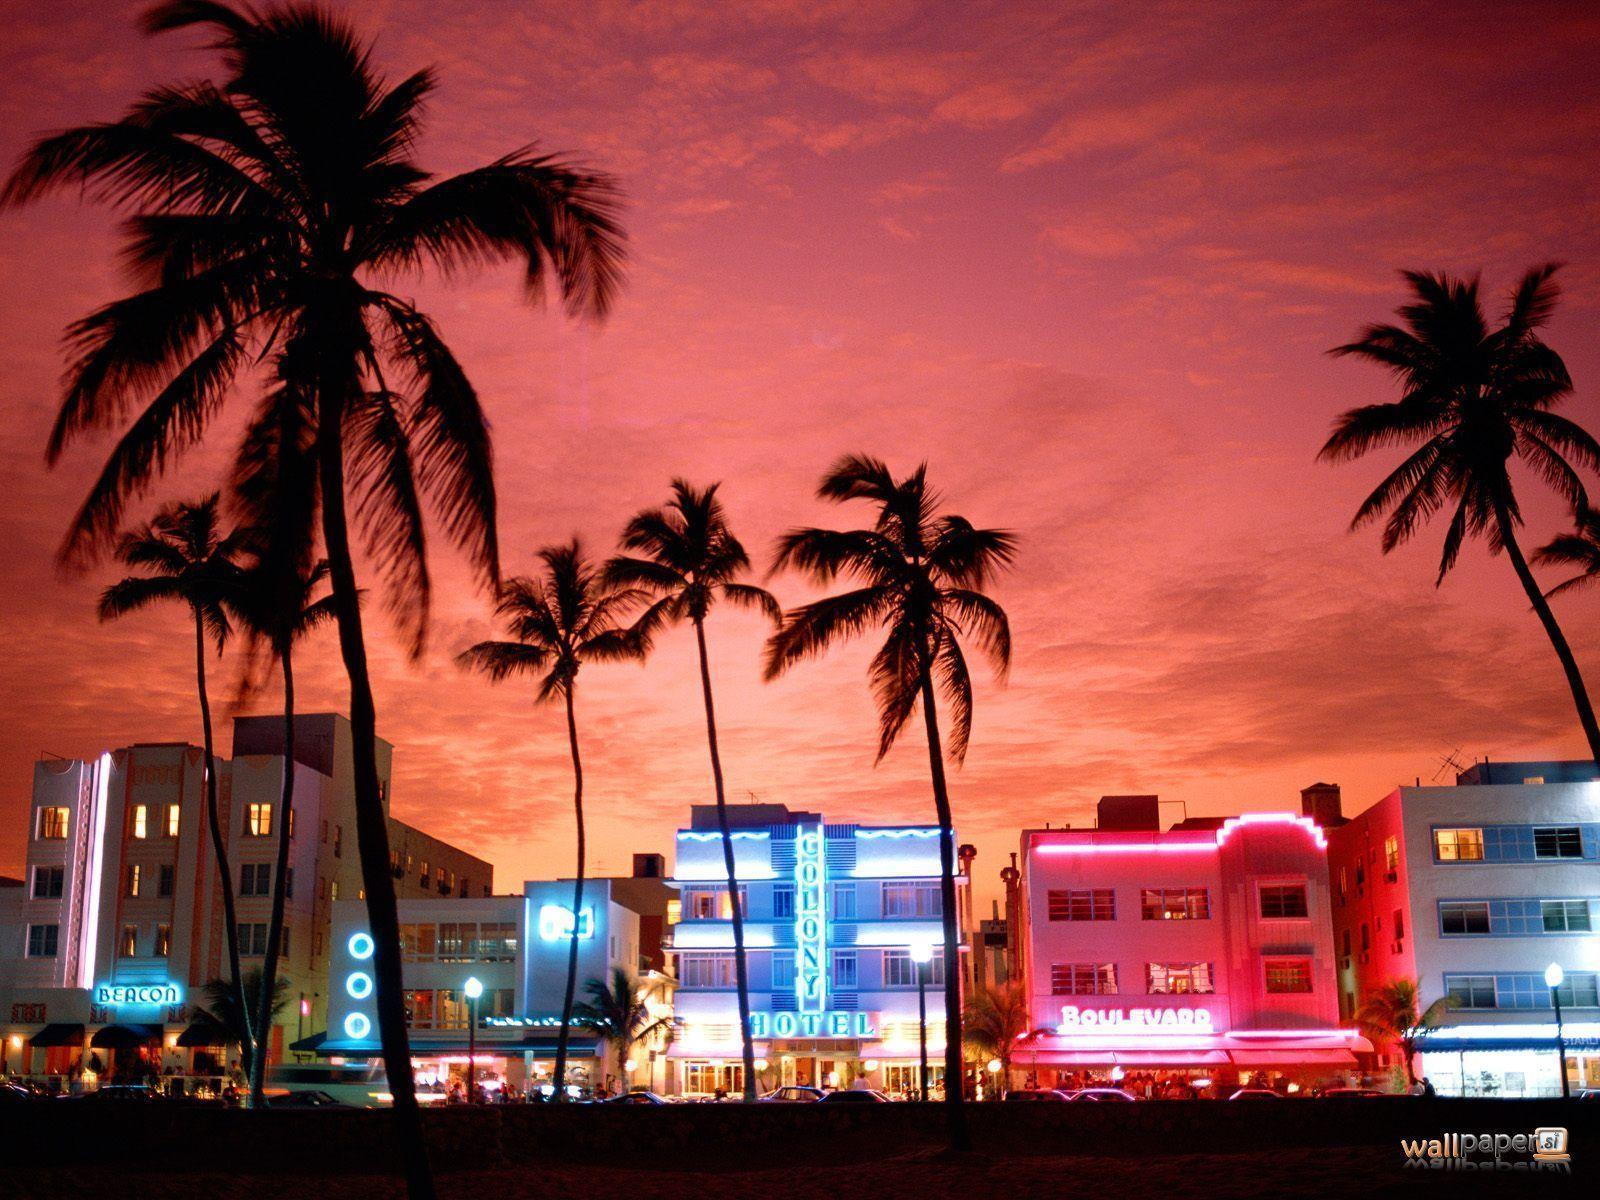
[1431,747,1467,784]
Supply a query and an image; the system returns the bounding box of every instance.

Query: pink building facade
[1018,797,1363,1091]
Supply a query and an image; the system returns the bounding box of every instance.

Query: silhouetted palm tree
[1320,266,1600,767]
[1535,507,1600,599]
[764,455,1014,1150]
[228,554,337,1108]
[1355,979,1453,1087]
[572,966,673,1089]
[605,481,778,1100]
[962,981,1029,1097]
[195,967,291,1082]
[98,495,252,1060]
[456,542,646,1099]
[6,4,623,1189]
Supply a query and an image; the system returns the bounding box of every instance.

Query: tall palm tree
[195,967,291,1082]
[98,495,253,1061]
[764,455,1014,1151]
[6,5,623,1191]
[456,542,646,1099]
[572,966,673,1089]
[1320,265,1600,767]
[1535,507,1600,599]
[1355,979,1453,1087]
[227,554,337,1108]
[604,481,778,1101]
[962,981,1029,1097]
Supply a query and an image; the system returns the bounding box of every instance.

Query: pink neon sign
[1033,811,1326,855]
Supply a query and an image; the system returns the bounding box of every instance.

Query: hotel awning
[289,1031,327,1053]
[27,1023,85,1047]
[1228,1049,1356,1066]
[176,1021,231,1048]
[1026,1049,1230,1066]
[91,1024,161,1049]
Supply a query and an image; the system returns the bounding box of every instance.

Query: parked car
[62,1084,160,1102]
[1228,1088,1282,1101]
[1005,1088,1073,1102]
[607,1090,666,1105]
[1069,1088,1136,1102]
[818,1088,889,1103]
[761,1086,825,1103]
[265,1089,345,1108]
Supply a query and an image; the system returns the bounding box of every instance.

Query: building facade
[1018,795,1361,1092]
[668,804,961,1098]
[323,874,673,1098]
[1328,763,1600,1097]
[0,714,489,1087]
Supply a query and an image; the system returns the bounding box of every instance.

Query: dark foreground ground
[4,1099,1594,1198]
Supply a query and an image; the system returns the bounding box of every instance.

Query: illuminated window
[1048,889,1115,921]
[1383,836,1399,878]
[329,880,339,902]
[155,924,172,957]
[245,802,273,837]
[125,864,142,897]
[1050,963,1117,995]
[1439,901,1490,934]
[1264,959,1312,993]
[26,924,59,958]
[36,807,69,839]
[166,804,181,838]
[883,948,944,987]
[401,923,437,961]
[131,805,149,839]
[435,866,447,892]
[1433,828,1484,862]
[404,989,436,1028]
[1259,884,1308,919]
[1146,962,1214,994]
[678,953,737,988]
[438,922,475,962]
[475,922,517,961]
[1140,888,1209,920]
[419,860,429,888]
[120,925,139,957]
[881,882,941,917]
[1534,827,1584,859]
[31,866,64,899]
[666,899,682,926]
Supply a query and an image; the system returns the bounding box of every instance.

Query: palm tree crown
[572,966,672,1081]
[5,0,625,652]
[1318,265,1597,583]
[1535,507,1600,599]
[98,493,244,647]
[456,540,648,698]
[764,455,1014,760]
[1355,978,1453,1086]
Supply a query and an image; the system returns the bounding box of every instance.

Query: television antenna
[1431,747,1467,784]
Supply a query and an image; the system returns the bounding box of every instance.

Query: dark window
[1047,889,1115,921]
[1050,963,1118,995]
[26,924,59,957]
[1264,959,1313,993]
[1445,974,1496,1009]
[1534,827,1584,859]
[1542,900,1591,933]
[157,864,175,898]
[1393,908,1405,941]
[1259,884,1308,919]
[31,866,64,898]
[1440,901,1491,935]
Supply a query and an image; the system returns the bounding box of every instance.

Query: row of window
[1046,884,1309,923]
[24,920,293,960]
[680,882,942,922]
[1433,825,1586,862]
[1048,960,1314,995]
[33,800,297,843]
[1438,898,1593,936]
[398,922,518,963]
[1445,971,1599,1010]
[388,849,475,898]
[676,949,947,989]
[403,987,516,1028]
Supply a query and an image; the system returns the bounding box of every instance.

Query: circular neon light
[345,971,374,1000]
[348,932,375,960]
[344,1012,371,1040]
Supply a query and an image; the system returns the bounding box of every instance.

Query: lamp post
[1545,963,1569,1099]
[910,942,934,1102]
[464,976,484,1103]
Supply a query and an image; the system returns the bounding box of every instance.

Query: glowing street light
[1545,963,1569,1099]
[910,941,935,1102]
[464,976,484,1102]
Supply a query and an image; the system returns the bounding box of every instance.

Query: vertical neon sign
[794,824,827,1013]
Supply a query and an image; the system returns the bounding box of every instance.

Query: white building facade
[668,804,960,1098]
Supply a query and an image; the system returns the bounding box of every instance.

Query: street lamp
[910,941,934,1102]
[464,976,484,1103]
[1545,963,1569,1099]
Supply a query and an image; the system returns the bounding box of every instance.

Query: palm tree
[227,553,337,1108]
[6,5,623,1191]
[1535,507,1600,599]
[194,967,291,1082]
[572,966,673,1090]
[764,455,1015,1151]
[1320,265,1600,767]
[1355,978,1453,1087]
[456,542,646,1099]
[604,481,778,1101]
[98,495,253,1062]
[962,981,1029,1097]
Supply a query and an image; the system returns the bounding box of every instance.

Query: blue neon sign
[795,824,827,1013]
[538,904,594,942]
[95,982,182,1007]
[748,1011,876,1039]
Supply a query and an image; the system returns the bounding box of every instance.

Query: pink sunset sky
[2,0,1600,903]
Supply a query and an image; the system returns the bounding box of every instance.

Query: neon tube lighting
[856,828,941,840]
[677,831,770,842]
[1035,811,1326,854]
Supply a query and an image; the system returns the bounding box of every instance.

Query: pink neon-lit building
[1017,794,1365,1091]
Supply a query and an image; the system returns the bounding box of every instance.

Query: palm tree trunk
[694,617,757,1102]
[316,356,435,1200]
[195,609,251,1091]
[919,672,970,1153]
[1495,499,1600,768]
[250,639,296,1107]
[553,684,585,1101]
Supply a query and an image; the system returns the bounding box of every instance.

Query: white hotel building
[668,804,960,1098]
[1328,761,1600,1096]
